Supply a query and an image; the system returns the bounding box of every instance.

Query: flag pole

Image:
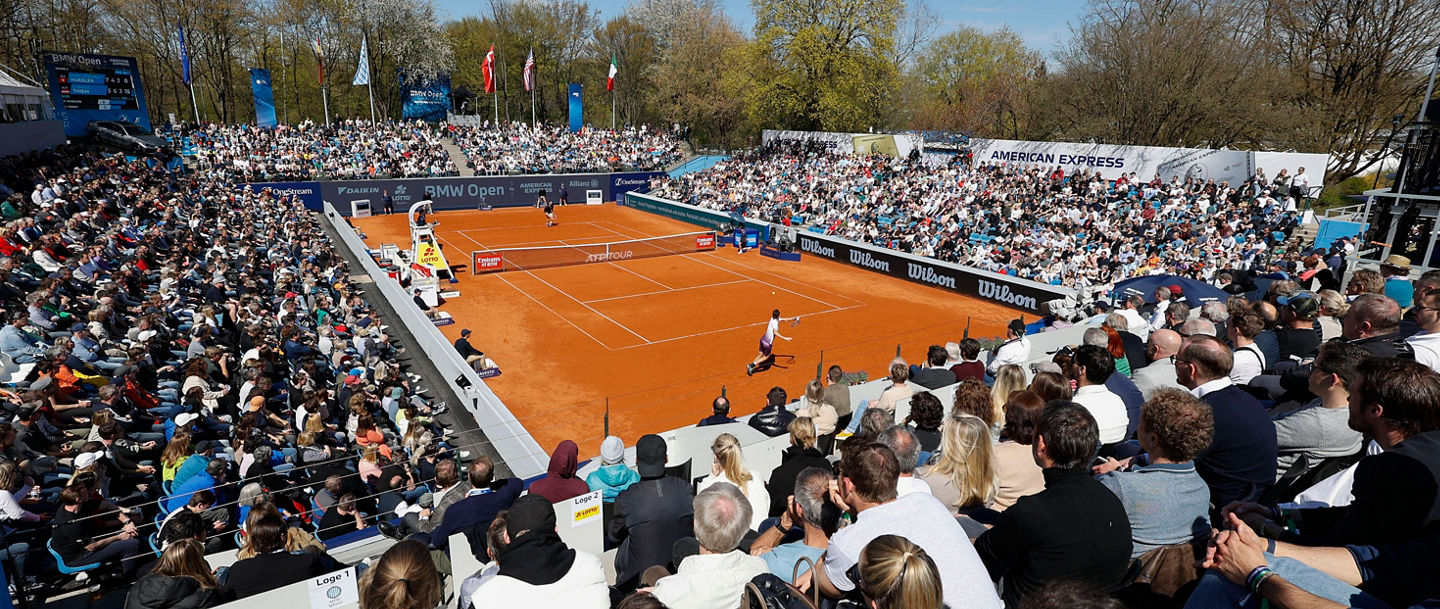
[610,88,614,131]
[367,82,376,124]
[322,87,331,127]
[364,35,375,124]
[493,91,499,126]
[188,83,200,124]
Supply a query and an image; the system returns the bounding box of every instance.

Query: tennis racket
[790,317,801,327]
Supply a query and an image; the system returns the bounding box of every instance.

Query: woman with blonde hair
[917,414,997,522]
[125,538,232,609]
[160,432,192,483]
[795,379,838,436]
[857,534,944,609]
[696,433,769,530]
[989,364,1026,430]
[1317,288,1348,341]
[359,539,443,609]
[358,445,384,486]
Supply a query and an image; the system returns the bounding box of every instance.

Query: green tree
[911,26,1043,138]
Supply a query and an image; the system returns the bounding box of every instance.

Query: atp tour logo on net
[474,252,503,272]
[978,279,1039,310]
[695,234,715,249]
[586,251,634,263]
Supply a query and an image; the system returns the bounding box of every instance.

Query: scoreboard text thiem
[42,51,152,137]
[54,69,140,111]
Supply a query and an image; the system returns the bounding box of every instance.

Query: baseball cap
[175,412,199,427]
[635,434,668,477]
[461,329,472,336]
[74,451,104,469]
[506,494,557,539]
[1279,292,1320,320]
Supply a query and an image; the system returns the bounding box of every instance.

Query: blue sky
[435,0,1084,55]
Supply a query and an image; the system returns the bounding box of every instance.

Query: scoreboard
[43,51,152,136]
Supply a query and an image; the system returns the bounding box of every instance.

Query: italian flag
[607,54,617,91]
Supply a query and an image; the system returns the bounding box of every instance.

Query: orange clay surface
[352,204,1023,457]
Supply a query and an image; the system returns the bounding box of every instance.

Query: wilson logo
[907,263,957,289]
[586,251,634,263]
[850,250,890,272]
[801,240,835,258]
[978,279,1038,310]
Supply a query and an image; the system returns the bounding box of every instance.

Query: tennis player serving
[748,309,799,376]
[537,190,556,227]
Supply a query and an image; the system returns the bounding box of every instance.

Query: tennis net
[472,231,717,273]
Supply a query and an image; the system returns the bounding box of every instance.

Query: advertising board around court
[247,171,667,212]
[623,192,1073,315]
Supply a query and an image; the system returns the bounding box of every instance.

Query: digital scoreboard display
[43,51,151,136]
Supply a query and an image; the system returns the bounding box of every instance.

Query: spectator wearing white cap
[586,436,639,503]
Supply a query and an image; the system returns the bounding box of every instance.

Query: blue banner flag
[568,83,583,133]
[400,72,450,122]
[177,25,192,84]
[249,68,276,128]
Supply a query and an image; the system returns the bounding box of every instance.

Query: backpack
[743,556,820,609]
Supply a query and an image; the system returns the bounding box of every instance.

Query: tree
[1265,0,1440,181]
[1051,0,1284,149]
[647,0,745,146]
[911,26,1043,138]
[591,15,657,127]
[742,0,904,132]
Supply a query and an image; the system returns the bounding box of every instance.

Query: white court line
[610,304,864,351]
[607,260,673,290]
[582,279,750,304]
[514,268,651,343]
[493,273,617,350]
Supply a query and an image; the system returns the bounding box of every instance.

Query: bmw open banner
[400,72,451,122]
[43,51,152,137]
[249,68,277,128]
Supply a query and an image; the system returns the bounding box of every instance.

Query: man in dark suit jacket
[226,512,339,599]
[911,345,959,390]
[1176,335,1277,507]
[748,386,796,437]
[609,434,694,592]
[429,456,522,557]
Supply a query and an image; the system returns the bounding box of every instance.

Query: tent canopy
[1113,274,1230,308]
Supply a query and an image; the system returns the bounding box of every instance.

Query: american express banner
[969,138,1331,186]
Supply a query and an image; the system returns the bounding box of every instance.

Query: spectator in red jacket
[529,440,590,503]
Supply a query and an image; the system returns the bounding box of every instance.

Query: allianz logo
[800,240,834,258]
[586,251,634,263]
[977,279,1038,310]
[850,250,890,272]
[907,263,957,289]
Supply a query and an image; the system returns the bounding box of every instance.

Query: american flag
[523,48,535,92]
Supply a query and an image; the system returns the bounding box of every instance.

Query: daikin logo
[907,263,956,289]
[850,250,890,272]
[978,279,1038,310]
[800,240,834,258]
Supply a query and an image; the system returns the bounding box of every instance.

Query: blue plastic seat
[47,539,101,574]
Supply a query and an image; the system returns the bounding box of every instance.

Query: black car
[87,120,169,154]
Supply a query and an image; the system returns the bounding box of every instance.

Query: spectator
[974,401,1133,606]
[166,458,228,515]
[1274,292,1322,362]
[752,466,838,584]
[430,456,523,555]
[1027,370,1073,403]
[794,380,838,437]
[1316,289,1347,341]
[876,425,933,497]
[317,492,367,541]
[765,417,829,518]
[1342,293,1413,359]
[1149,287,1174,329]
[1118,296,1153,341]
[51,485,147,576]
[747,386,795,438]
[987,320,1031,376]
[1224,357,1440,546]
[529,440,590,503]
[1381,254,1415,307]
[1067,345,1130,446]
[822,365,853,421]
[697,433,769,530]
[360,539,444,609]
[1270,341,1367,480]
[469,494,608,608]
[1107,313,1147,374]
[1175,335,1278,507]
[610,434,694,592]
[903,392,944,454]
[912,345,956,389]
[1096,389,1214,558]
[696,396,736,427]
[226,511,334,599]
[856,535,944,609]
[1407,289,1440,372]
[950,338,986,383]
[990,364,1028,425]
[1228,310,1268,385]
[993,390,1046,511]
[843,362,914,437]
[586,435,640,503]
[810,442,1001,609]
[453,329,488,372]
[917,414,995,524]
[1200,301,1232,341]
[951,378,997,433]
[1134,329,1185,399]
[649,483,768,609]
[125,538,233,609]
[457,513,509,609]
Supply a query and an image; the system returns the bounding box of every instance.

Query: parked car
[87,120,168,153]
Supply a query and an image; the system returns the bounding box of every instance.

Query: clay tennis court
[351,204,1024,456]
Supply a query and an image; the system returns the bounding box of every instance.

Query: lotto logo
[475,252,503,272]
[696,234,715,249]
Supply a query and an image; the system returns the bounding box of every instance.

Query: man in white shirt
[805,443,1002,609]
[1067,345,1131,445]
[1148,287,1173,329]
[650,484,768,609]
[1118,295,1153,341]
[876,425,933,497]
[986,319,1031,377]
[1407,290,1440,372]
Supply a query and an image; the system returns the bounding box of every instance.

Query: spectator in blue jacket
[429,456,521,557]
[167,458,228,514]
[586,436,639,503]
